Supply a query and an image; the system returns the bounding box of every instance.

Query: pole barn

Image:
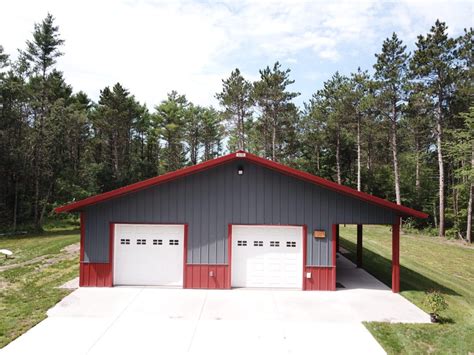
[56,151,427,292]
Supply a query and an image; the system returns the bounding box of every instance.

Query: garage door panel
[231,225,303,289]
[114,224,185,286]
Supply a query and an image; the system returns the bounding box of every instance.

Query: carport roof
[55,151,428,219]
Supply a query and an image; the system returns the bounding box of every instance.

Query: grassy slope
[0,230,79,348]
[339,225,474,354]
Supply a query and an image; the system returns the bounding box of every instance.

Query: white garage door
[114,224,184,286]
[231,225,303,288]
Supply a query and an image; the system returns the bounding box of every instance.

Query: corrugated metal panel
[185,265,230,289]
[84,160,398,265]
[80,263,113,287]
[304,266,335,291]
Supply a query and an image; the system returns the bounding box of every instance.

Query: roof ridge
[55,151,428,219]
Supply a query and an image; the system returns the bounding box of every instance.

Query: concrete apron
[3,256,430,355]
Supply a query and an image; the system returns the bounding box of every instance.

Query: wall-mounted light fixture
[237,166,244,176]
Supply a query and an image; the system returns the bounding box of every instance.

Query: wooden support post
[392,222,400,293]
[335,224,340,253]
[356,224,363,268]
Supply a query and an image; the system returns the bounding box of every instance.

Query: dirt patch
[0,243,79,272]
[62,243,80,255]
[36,243,79,271]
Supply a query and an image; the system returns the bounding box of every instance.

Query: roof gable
[55,151,428,219]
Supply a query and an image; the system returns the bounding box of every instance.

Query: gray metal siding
[84,160,398,265]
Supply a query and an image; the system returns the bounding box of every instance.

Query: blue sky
[1,0,472,109]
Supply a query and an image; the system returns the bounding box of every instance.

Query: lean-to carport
[335,223,401,292]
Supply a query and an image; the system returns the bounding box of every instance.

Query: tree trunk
[467,184,473,243]
[336,127,341,184]
[34,166,40,230]
[436,101,445,237]
[113,133,119,177]
[415,138,421,193]
[453,184,459,219]
[13,176,18,232]
[391,105,401,205]
[316,146,320,172]
[190,138,198,165]
[272,120,276,161]
[367,126,372,171]
[38,181,54,230]
[239,107,245,151]
[357,115,361,191]
[467,146,474,243]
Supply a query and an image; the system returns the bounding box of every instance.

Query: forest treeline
[0,15,472,242]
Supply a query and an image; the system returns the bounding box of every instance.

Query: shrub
[423,289,448,322]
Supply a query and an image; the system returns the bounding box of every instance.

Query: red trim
[109,222,115,285]
[109,222,114,286]
[80,212,85,263]
[332,224,337,267]
[332,224,337,289]
[55,151,428,219]
[302,225,307,290]
[228,224,232,288]
[183,224,188,287]
[392,222,400,293]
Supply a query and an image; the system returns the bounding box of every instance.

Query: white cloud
[1,0,471,107]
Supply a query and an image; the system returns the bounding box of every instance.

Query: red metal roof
[55,151,428,218]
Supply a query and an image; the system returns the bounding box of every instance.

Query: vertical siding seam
[85,160,402,267]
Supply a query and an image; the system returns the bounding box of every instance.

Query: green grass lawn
[0,229,79,348]
[339,225,474,354]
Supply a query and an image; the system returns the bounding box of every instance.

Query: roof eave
[55,151,429,219]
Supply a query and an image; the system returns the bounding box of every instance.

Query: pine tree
[216,69,253,151]
[92,83,146,190]
[153,91,188,172]
[350,68,375,192]
[201,107,223,161]
[253,62,299,161]
[19,13,66,229]
[301,98,327,174]
[306,73,353,184]
[374,33,409,205]
[411,20,458,237]
[183,104,203,165]
[446,107,473,242]
[405,83,432,196]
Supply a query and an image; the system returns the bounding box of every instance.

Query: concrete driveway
[3,256,429,355]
